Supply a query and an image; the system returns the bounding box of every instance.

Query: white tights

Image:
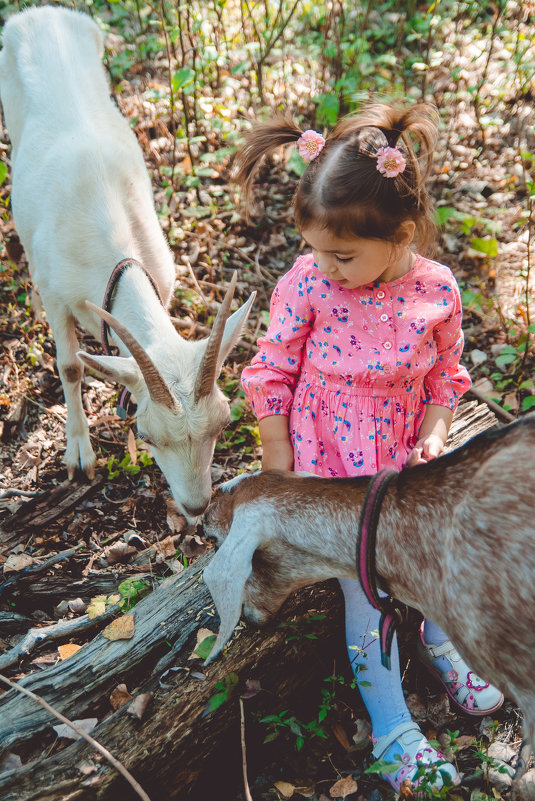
[339,578,448,738]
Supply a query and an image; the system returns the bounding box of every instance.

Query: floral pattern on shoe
[371,722,460,793]
[418,624,504,716]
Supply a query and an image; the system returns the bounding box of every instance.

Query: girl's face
[301,224,415,289]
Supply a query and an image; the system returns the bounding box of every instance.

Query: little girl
[234,103,503,791]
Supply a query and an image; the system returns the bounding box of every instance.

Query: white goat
[0,6,255,519]
[203,415,535,748]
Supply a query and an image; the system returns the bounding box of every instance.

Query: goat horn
[85,301,176,411]
[194,271,237,403]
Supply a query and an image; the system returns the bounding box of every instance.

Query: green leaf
[313,93,339,126]
[0,162,7,187]
[202,690,228,716]
[495,353,517,367]
[435,206,456,226]
[522,396,535,411]
[470,237,498,257]
[194,634,216,660]
[287,148,307,177]
[172,68,195,92]
[365,759,401,775]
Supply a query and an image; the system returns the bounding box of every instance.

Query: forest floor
[1,7,535,801]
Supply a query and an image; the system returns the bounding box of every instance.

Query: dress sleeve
[424,280,472,410]
[241,258,314,420]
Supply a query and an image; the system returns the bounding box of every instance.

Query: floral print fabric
[241,252,471,476]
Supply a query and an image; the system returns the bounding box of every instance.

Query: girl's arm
[406,403,453,466]
[258,415,294,471]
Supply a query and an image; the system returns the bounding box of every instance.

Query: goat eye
[137,431,155,447]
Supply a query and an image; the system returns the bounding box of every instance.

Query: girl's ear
[397,219,416,245]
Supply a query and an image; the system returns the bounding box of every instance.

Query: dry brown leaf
[53,718,98,740]
[165,498,187,534]
[127,426,137,465]
[331,721,352,751]
[102,614,135,641]
[455,734,476,750]
[127,692,153,720]
[329,775,357,798]
[109,683,132,710]
[274,781,295,799]
[3,552,34,574]
[105,541,137,564]
[155,535,177,559]
[179,533,208,558]
[58,643,82,660]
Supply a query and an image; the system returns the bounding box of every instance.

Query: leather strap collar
[100,258,164,419]
[357,468,404,670]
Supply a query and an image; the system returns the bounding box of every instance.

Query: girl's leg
[339,579,459,791]
[339,578,410,737]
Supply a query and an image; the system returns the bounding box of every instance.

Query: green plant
[203,672,239,716]
[107,449,153,479]
[258,708,327,751]
[117,577,152,611]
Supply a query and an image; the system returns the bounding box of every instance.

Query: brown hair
[232,103,439,255]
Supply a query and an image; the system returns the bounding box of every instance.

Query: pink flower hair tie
[376,146,406,178]
[298,129,326,162]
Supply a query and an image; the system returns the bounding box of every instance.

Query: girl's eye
[335,255,353,263]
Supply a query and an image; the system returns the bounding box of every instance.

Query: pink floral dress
[241,252,471,477]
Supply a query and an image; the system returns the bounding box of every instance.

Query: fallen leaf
[127,426,137,465]
[331,721,352,751]
[455,734,476,750]
[155,535,177,559]
[87,595,107,620]
[351,718,372,750]
[242,678,262,699]
[190,628,216,660]
[68,598,87,615]
[166,498,188,533]
[127,692,153,720]
[3,553,34,574]
[58,643,82,660]
[329,775,357,798]
[105,541,137,564]
[274,781,296,799]
[102,614,135,641]
[53,718,98,740]
[109,683,132,710]
[179,533,208,558]
[0,752,22,772]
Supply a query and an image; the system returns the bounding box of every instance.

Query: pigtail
[331,103,438,203]
[231,114,305,220]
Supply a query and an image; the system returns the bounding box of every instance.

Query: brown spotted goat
[203,415,535,748]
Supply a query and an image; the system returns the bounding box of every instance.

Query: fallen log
[0,401,499,801]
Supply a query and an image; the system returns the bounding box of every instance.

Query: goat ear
[216,291,256,375]
[77,351,141,389]
[202,524,263,665]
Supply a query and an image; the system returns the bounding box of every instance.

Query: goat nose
[183,502,208,518]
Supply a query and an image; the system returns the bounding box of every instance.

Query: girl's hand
[406,433,445,467]
[261,438,295,471]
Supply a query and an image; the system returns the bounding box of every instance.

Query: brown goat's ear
[202,525,263,664]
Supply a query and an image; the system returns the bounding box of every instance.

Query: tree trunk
[0,401,498,801]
